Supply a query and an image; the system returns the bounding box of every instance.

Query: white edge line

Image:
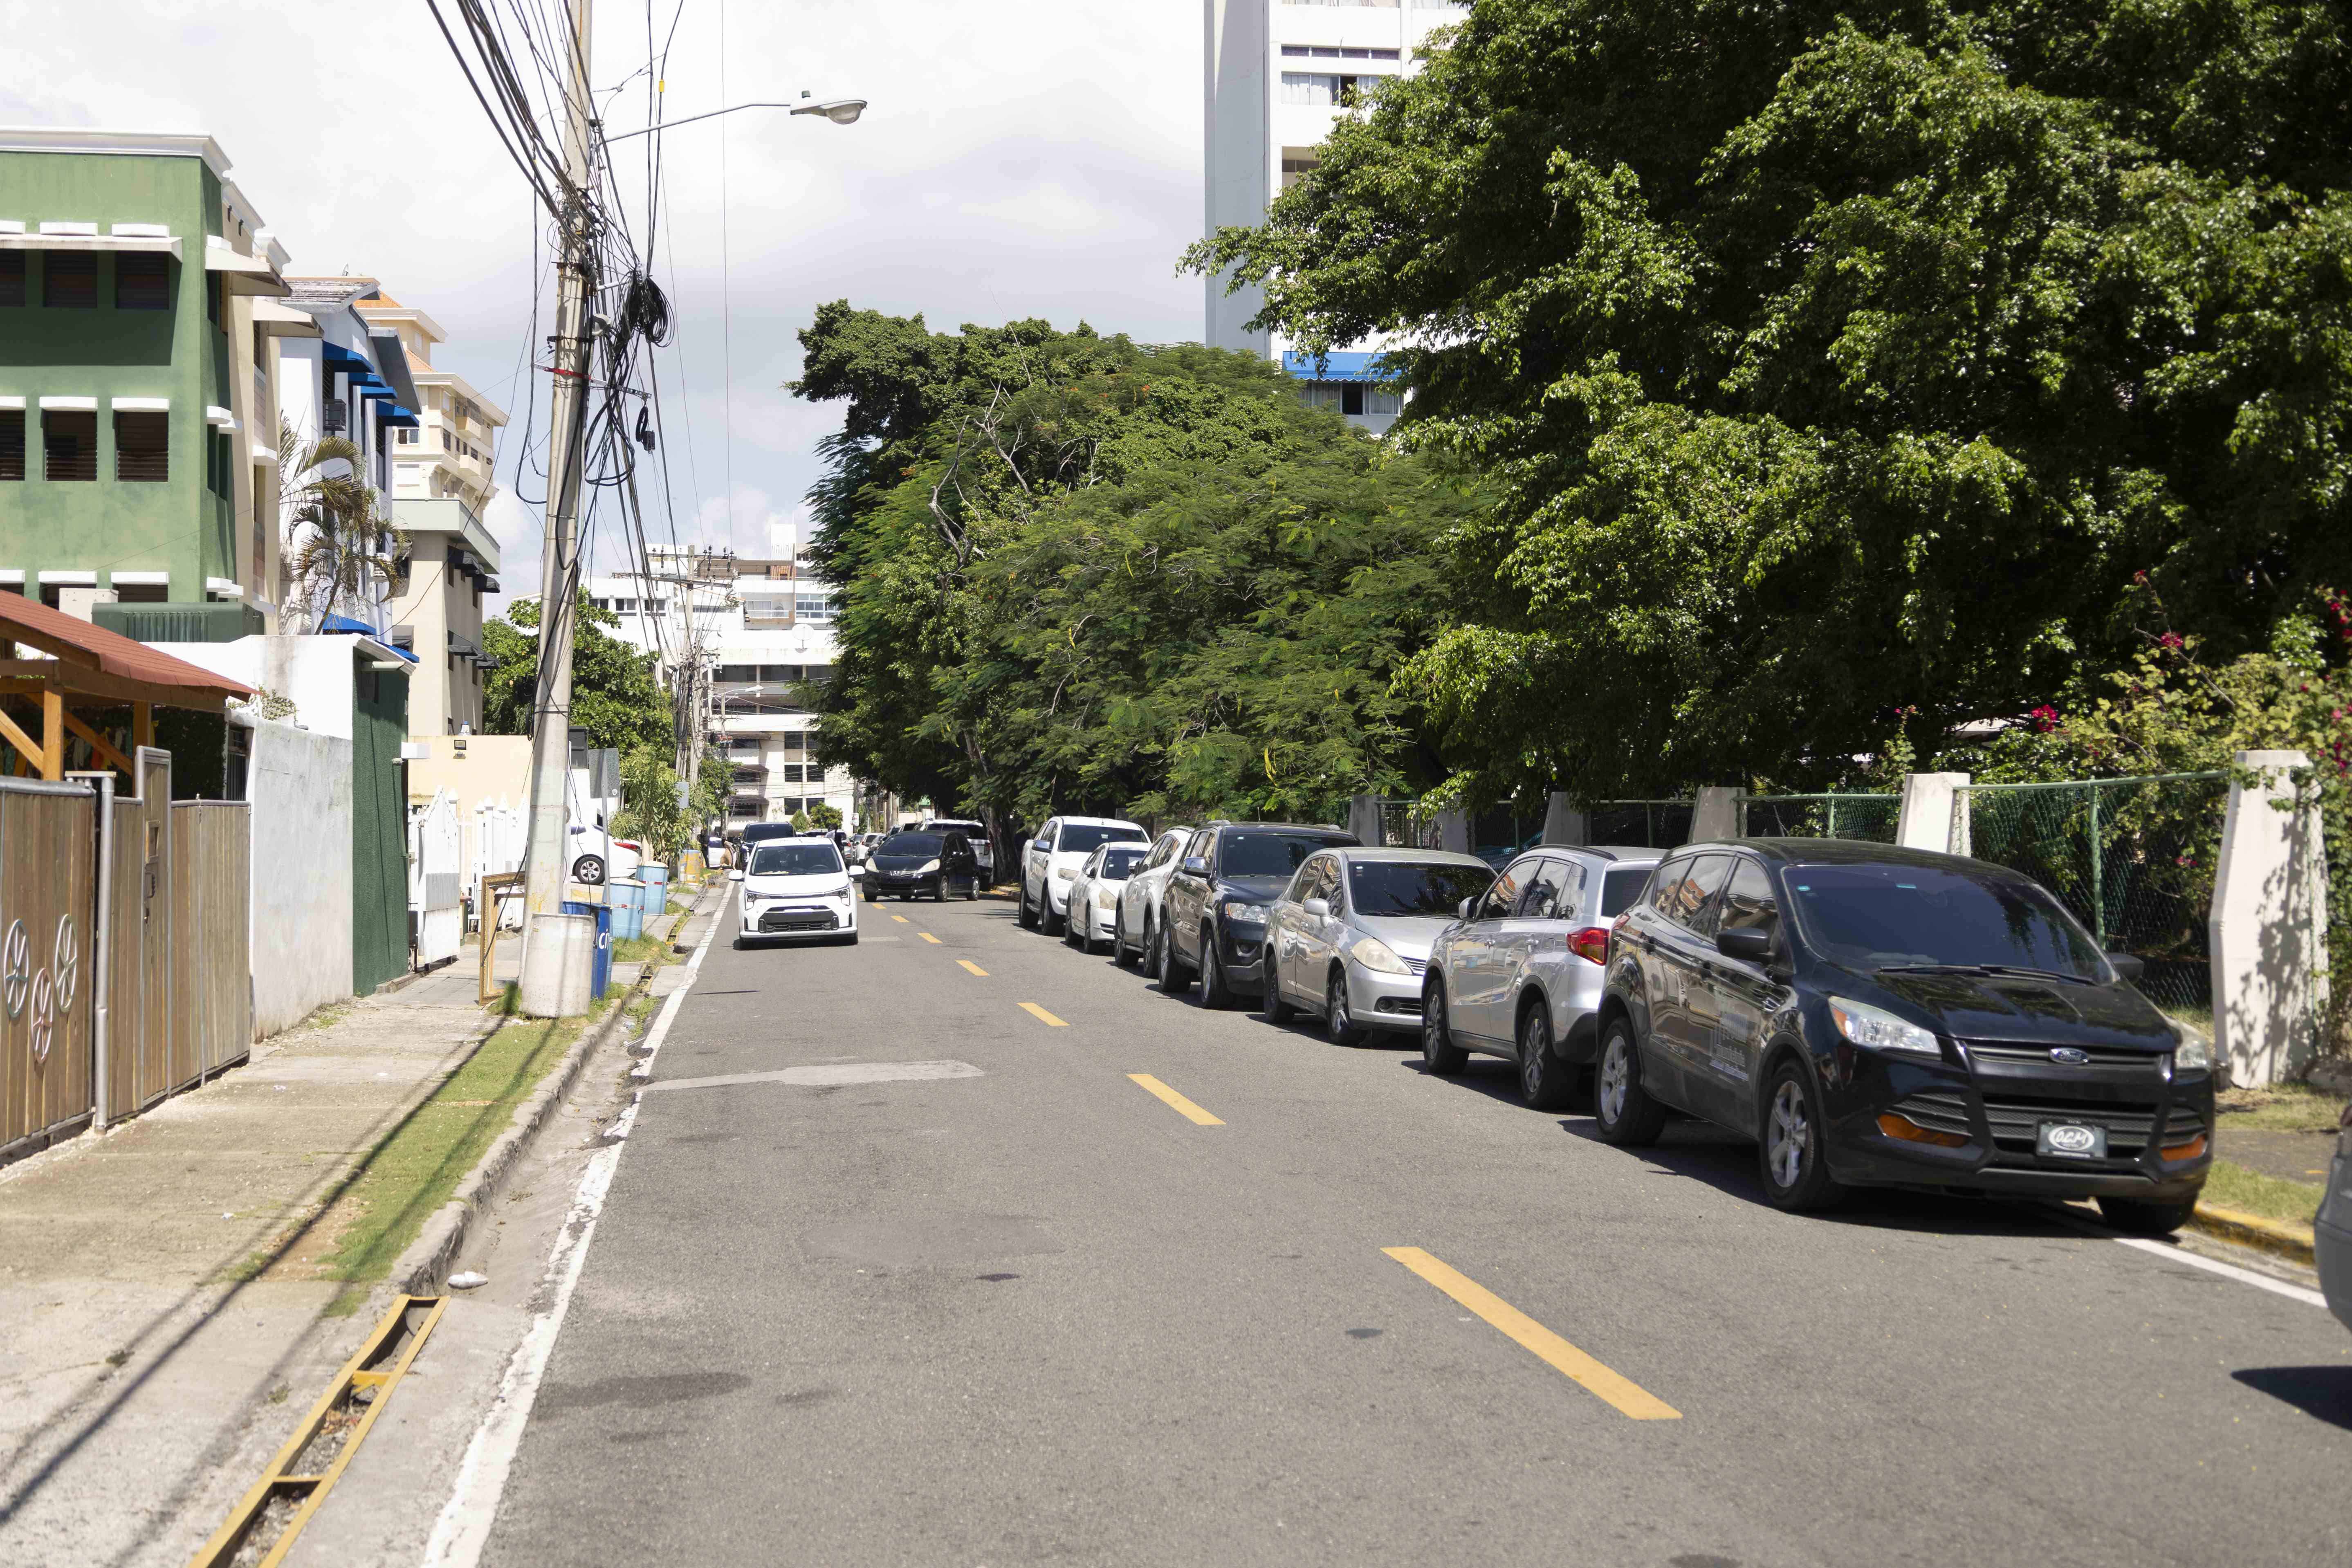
[420,884,725,1567]
[2112,1236,2329,1308]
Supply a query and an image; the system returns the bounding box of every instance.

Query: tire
[1325,968,1365,1046]
[863,886,880,904]
[1156,921,1192,994]
[1017,882,1038,929]
[842,931,860,947]
[1064,910,1083,949]
[1421,982,1468,1075]
[963,877,979,901]
[571,855,605,886]
[1593,1017,1668,1146]
[1758,1057,1846,1211]
[1198,932,1238,1009]
[1114,910,1138,969]
[1261,965,1294,1025]
[934,877,948,902]
[1044,892,1066,936]
[2098,1195,2198,1235]
[1517,1003,1574,1111]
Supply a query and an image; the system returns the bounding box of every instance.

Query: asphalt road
[481,890,2352,1567]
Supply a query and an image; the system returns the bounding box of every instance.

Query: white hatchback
[1017,814,1150,935]
[734,838,860,946]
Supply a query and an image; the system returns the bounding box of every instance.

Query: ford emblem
[2049,1047,2091,1066]
[2047,1124,2099,1153]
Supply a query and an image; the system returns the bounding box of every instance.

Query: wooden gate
[171,801,252,1086]
[0,778,99,1162]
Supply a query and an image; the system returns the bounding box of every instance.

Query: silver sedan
[1257,847,1496,1045]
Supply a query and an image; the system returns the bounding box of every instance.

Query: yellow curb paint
[919,933,942,945]
[1019,1002,1068,1027]
[891,915,909,924]
[1382,1247,1681,1420]
[958,959,988,976]
[1127,1073,1222,1126]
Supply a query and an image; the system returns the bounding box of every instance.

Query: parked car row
[1012,817,2220,1236]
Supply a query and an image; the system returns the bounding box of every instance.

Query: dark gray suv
[1154,822,1357,1007]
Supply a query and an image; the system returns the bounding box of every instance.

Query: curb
[387,878,723,1297]
[2189,1202,2317,1267]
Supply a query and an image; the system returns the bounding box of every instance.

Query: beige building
[359,289,508,735]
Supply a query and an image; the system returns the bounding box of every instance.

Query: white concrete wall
[1205,0,1272,356]
[2209,750,2331,1086]
[148,636,359,737]
[1896,773,1970,854]
[246,718,354,1037]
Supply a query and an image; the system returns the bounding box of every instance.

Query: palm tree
[278,416,406,629]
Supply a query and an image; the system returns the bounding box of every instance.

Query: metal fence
[1957,772,2228,1021]
[1585,800,1694,850]
[1739,791,1900,843]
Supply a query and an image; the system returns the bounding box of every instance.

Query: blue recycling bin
[563,900,613,999]
[610,882,645,941]
[639,862,670,916]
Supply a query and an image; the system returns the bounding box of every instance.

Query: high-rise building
[1203,0,1465,433]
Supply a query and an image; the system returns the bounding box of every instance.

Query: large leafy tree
[1188,0,2352,801]
[790,307,1481,833]
[480,595,671,754]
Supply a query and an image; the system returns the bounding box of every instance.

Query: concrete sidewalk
[0,941,522,1567]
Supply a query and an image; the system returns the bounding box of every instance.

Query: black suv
[1155,822,1357,1007]
[1595,839,2213,1231]
[863,830,984,902]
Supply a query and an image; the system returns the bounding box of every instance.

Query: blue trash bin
[639,862,670,917]
[563,900,613,999]
[610,882,645,942]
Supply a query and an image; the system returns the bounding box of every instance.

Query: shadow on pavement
[2232,1366,2352,1431]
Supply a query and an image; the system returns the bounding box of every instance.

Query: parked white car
[922,819,995,885]
[1017,815,1151,935]
[1063,841,1152,954]
[1113,827,1196,969]
[732,837,859,946]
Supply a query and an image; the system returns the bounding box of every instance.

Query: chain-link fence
[1738,792,1900,842]
[1957,772,2229,1022]
[1584,800,1694,850]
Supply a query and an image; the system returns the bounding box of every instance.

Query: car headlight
[1095,887,1116,907]
[1054,865,1078,881]
[2171,1024,2213,1073]
[1826,996,1942,1057]
[1221,900,1266,926]
[917,858,940,874]
[1350,935,1411,975]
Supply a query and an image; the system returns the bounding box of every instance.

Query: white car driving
[1113,826,1196,969]
[733,838,859,946]
[1063,841,1151,954]
[1017,814,1150,935]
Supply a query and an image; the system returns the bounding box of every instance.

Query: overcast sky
[2,0,1205,591]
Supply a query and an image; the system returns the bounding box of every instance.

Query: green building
[0,130,294,637]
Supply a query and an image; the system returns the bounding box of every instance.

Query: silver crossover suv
[1258,846,1496,1044]
[1421,845,1662,1108]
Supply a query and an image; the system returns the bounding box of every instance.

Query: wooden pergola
[0,596,256,780]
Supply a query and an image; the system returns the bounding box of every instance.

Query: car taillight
[1567,926,1610,965]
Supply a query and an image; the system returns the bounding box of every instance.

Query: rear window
[1600,867,1653,918]
[880,833,943,855]
[752,843,843,876]
[1059,823,1147,855]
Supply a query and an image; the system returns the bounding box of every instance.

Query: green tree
[480,595,671,755]
[1188,0,2352,803]
[806,801,844,832]
[612,744,688,864]
[790,308,1483,828]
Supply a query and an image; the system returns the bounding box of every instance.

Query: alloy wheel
[1599,1036,1630,1126]
[1768,1079,1811,1191]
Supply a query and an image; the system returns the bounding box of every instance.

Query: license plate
[2038,1121,2107,1160]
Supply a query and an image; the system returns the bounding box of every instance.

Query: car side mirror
[1303,897,1330,918]
[1182,856,1208,876]
[2105,951,2145,983]
[1458,897,1476,921]
[1716,927,1771,962]
[728,868,744,882]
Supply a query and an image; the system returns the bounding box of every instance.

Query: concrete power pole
[517,0,598,1016]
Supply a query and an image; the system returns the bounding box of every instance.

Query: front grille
[1403,956,1427,976]
[1964,1041,2163,1070]
[1891,1088,2197,1159]
[759,908,839,933]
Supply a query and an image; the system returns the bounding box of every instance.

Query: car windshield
[1095,847,1147,881]
[1600,867,1652,919]
[880,834,942,855]
[1222,832,1336,878]
[1059,824,1146,855]
[1347,861,1495,916]
[752,843,842,876]
[1785,863,2106,978]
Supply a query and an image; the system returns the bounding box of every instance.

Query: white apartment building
[1203,0,1466,434]
[584,526,857,832]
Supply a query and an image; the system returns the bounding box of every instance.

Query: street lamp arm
[604,98,866,143]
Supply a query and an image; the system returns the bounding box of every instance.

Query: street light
[604,95,868,143]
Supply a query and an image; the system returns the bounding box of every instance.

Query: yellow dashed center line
[1019,1001,1068,1027]
[919,933,942,945]
[1127,1073,1223,1126]
[890,914,909,924]
[1382,1247,1680,1420]
[958,959,988,976]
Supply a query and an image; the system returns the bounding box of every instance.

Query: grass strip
[612,932,670,966]
[2215,1081,2348,1133]
[2202,1158,2323,1232]
[310,1002,609,1303]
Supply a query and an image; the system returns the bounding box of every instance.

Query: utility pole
[517,0,597,1015]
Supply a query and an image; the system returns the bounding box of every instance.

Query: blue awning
[321,341,373,370]
[319,611,419,661]
[355,379,395,401]
[1281,350,1397,384]
[382,404,420,428]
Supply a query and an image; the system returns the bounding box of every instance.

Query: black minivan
[1595,840,2213,1232]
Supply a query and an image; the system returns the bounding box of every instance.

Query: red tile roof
[0,594,258,702]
